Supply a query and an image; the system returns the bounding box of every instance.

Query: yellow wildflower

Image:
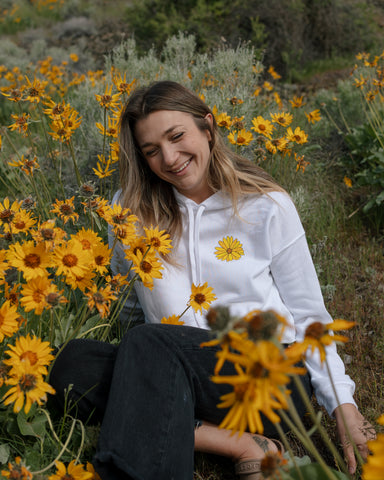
[3,362,55,414]
[51,196,79,224]
[1,456,32,480]
[285,319,355,363]
[161,314,185,325]
[95,84,121,110]
[86,284,117,318]
[7,240,51,280]
[286,126,308,144]
[0,300,20,342]
[343,176,352,188]
[189,282,216,314]
[8,113,30,135]
[144,225,173,255]
[228,129,254,146]
[131,249,163,290]
[270,112,293,127]
[4,334,54,375]
[49,460,93,480]
[305,109,321,124]
[251,116,274,139]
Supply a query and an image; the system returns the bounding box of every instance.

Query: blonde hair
[118,80,285,240]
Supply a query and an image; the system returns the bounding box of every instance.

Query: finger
[343,444,357,475]
[356,442,370,461]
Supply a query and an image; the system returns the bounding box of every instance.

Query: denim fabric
[49,324,312,480]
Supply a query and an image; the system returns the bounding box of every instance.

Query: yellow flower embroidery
[215,236,244,262]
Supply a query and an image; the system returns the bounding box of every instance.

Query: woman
[50,81,374,479]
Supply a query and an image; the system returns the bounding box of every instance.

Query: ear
[204,113,213,141]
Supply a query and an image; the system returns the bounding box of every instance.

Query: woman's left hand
[333,403,377,474]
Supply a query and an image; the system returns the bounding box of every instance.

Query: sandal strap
[271,438,285,453]
[235,459,261,475]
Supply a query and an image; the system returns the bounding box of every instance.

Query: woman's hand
[333,403,376,474]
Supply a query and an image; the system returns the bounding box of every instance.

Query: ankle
[235,433,279,463]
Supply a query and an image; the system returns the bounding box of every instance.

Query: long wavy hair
[118,80,285,240]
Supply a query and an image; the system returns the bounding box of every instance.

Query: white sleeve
[268,196,356,415]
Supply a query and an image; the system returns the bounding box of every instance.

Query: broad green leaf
[17,410,47,438]
[0,443,10,464]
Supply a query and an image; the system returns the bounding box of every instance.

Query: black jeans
[49,324,312,480]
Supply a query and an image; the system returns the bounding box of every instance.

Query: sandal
[235,439,284,479]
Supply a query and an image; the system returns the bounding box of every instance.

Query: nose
[162,143,179,167]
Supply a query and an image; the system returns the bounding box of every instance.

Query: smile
[173,159,191,173]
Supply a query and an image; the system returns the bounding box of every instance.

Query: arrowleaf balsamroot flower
[8,113,31,135]
[48,460,93,480]
[0,300,20,342]
[228,129,254,146]
[3,362,55,414]
[251,116,274,139]
[20,276,66,315]
[51,197,79,224]
[86,284,117,318]
[212,338,306,434]
[1,456,32,480]
[52,239,93,281]
[7,240,51,280]
[95,84,121,110]
[161,314,185,325]
[4,334,54,375]
[0,197,21,225]
[131,248,163,290]
[270,112,293,127]
[144,225,173,255]
[188,282,216,314]
[305,109,321,124]
[285,319,356,363]
[215,112,232,129]
[286,126,308,144]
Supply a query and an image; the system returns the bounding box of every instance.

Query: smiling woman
[49,80,375,480]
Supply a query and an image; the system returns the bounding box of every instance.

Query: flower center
[46,292,60,306]
[80,239,92,250]
[305,322,326,339]
[194,293,206,305]
[95,255,104,265]
[0,209,14,222]
[60,204,73,215]
[62,254,78,267]
[150,237,161,248]
[140,261,152,273]
[24,253,41,268]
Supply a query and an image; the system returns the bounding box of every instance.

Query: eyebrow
[139,125,181,149]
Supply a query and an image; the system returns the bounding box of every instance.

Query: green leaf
[17,410,47,438]
[0,443,10,463]
[287,463,350,480]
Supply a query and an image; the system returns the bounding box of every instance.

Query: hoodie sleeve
[268,193,356,415]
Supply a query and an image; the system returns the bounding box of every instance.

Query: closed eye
[143,147,158,157]
[172,132,184,141]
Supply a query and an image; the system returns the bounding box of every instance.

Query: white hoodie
[109,189,356,415]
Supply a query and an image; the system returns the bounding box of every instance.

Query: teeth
[174,159,190,173]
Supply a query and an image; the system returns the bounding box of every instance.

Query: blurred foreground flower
[285,319,355,363]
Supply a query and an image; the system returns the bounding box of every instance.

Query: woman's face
[135,110,214,203]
